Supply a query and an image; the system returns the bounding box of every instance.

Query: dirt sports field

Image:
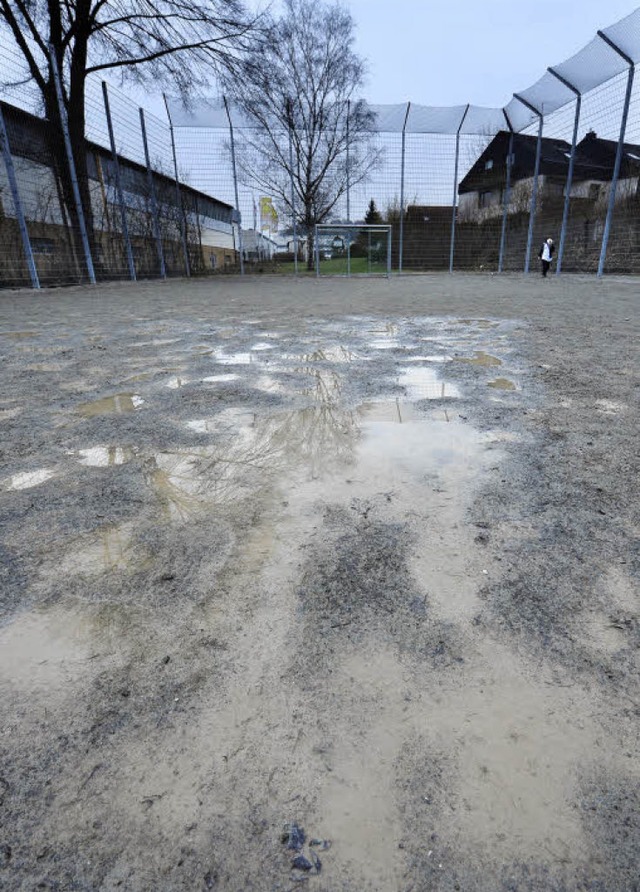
[0,273,638,891]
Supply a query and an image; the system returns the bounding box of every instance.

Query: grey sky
[328,1,639,106]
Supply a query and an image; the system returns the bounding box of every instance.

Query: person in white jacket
[538,238,555,277]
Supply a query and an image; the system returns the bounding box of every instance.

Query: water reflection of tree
[144,367,360,520]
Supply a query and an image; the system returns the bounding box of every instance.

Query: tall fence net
[2,8,640,288]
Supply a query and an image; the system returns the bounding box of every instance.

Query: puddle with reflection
[370,323,399,336]
[69,446,132,467]
[301,346,361,363]
[5,469,55,490]
[488,378,516,391]
[456,319,498,329]
[77,394,144,416]
[166,376,191,389]
[357,400,419,423]
[213,351,256,365]
[187,409,256,434]
[403,355,453,363]
[255,375,287,394]
[57,522,135,576]
[201,374,240,384]
[370,339,401,350]
[398,367,460,400]
[357,416,482,477]
[131,338,181,347]
[459,351,502,368]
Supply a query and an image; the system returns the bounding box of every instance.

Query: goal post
[314,224,392,277]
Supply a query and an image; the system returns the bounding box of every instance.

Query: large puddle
[4,314,573,890]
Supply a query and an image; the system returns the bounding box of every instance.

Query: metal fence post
[0,102,40,289]
[386,225,392,278]
[514,94,543,274]
[49,45,96,284]
[102,82,136,281]
[223,96,245,276]
[548,67,581,276]
[139,108,167,279]
[346,100,351,224]
[498,114,514,274]
[163,94,191,277]
[596,32,635,278]
[399,102,410,274]
[314,224,320,277]
[286,101,299,276]
[450,104,470,274]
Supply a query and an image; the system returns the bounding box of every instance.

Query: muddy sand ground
[0,273,638,891]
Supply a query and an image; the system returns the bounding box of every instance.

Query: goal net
[314,225,392,277]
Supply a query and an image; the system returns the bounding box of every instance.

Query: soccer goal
[314,224,392,277]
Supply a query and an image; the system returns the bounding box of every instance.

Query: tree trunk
[305,209,315,271]
[43,80,86,281]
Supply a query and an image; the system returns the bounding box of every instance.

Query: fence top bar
[513,93,542,117]
[547,66,581,96]
[164,8,640,137]
[597,30,635,67]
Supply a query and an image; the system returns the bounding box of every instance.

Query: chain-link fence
[0,40,240,289]
[2,9,640,288]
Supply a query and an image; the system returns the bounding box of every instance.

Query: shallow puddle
[398,366,460,400]
[77,393,144,416]
[488,378,517,391]
[302,346,360,363]
[70,446,132,467]
[357,400,419,423]
[201,374,240,384]
[166,376,191,389]
[370,339,401,350]
[6,469,55,490]
[57,523,135,576]
[459,351,502,367]
[0,608,89,694]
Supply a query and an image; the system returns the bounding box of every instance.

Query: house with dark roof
[458,130,640,222]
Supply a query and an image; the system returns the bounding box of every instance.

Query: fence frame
[596,31,635,278]
[0,102,40,288]
[139,107,167,279]
[102,81,136,281]
[49,45,96,284]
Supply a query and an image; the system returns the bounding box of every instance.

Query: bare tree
[223,0,379,268]
[0,0,257,271]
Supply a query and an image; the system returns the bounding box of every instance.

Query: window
[484,159,494,171]
[479,191,494,208]
[589,183,601,201]
[210,253,217,270]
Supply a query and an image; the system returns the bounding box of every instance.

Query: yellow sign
[259,196,278,233]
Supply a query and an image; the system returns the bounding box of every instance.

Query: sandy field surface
[0,272,638,891]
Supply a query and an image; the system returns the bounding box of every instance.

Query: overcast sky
[288,0,639,107]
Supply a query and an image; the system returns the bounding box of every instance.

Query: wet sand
[0,273,638,891]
